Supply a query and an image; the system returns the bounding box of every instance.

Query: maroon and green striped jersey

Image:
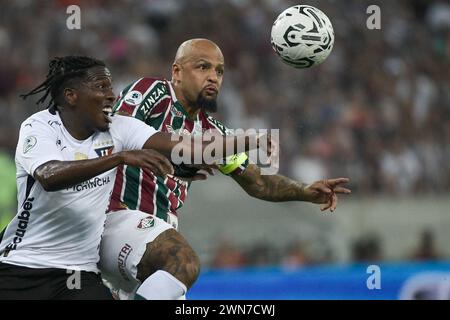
[108,77,249,225]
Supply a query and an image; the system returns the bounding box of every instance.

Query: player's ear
[172,63,182,84]
[63,87,77,107]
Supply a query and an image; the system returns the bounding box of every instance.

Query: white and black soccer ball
[271,5,335,68]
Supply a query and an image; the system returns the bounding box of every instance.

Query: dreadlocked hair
[20,56,105,111]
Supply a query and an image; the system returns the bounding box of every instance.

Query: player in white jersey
[0,56,259,299]
[0,56,175,299]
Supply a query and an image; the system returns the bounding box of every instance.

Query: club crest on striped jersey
[170,105,183,117]
[124,90,143,106]
[137,217,155,230]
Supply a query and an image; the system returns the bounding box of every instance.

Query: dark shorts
[0,262,113,300]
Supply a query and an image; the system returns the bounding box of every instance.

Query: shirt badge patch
[94,140,114,157]
[137,217,155,230]
[23,136,37,154]
[171,105,183,117]
[95,146,114,157]
[124,90,143,106]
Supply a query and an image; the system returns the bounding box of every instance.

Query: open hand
[303,178,351,212]
[121,149,174,177]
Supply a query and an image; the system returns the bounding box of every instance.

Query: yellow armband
[218,153,248,175]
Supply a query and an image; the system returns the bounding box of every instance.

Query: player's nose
[207,70,219,83]
[104,88,116,104]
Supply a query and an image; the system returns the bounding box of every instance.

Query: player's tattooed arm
[144,132,262,162]
[232,164,309,202]
[232,164,351,211]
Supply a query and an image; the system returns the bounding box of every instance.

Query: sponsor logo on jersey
[145,86,165,105]
[67,176,111,192]
[56,139,67,151]
[117,243,133,281]
[137,217,155,230]
[3,197,35,256]
[124,90,143,106]
[24,119,35,127]
[48,120,62,127]
[23,136,37,154]
[74,152,88,160]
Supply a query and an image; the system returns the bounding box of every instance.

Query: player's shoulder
[109,114,138,125]
[118,77,172,110]
[204,113,231,134]
[20,109,61,131]
[122,77,169,96]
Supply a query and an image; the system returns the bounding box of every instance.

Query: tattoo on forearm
[258,175,308,202]
[235,165,307,202]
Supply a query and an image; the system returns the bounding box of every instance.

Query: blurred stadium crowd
[0,0,449,267]
[209,227,443,268]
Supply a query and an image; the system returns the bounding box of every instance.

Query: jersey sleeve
[206,116,249,175]
[15,119,64,177]
[113,77,171,122]
[110,115,158,151]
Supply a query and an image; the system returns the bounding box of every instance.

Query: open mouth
[102,106,113,124]
[102,106,113,115]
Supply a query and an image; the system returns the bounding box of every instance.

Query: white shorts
[99,209,174,295]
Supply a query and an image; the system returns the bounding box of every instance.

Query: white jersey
[0,110,157,272]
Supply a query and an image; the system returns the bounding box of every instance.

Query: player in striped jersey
[99,39,351,300]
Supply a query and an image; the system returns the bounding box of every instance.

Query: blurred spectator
[281,240,309,269]
[210,237,246,268]
[245,242,279,267]
[410,229,442,261]
[351,233,383,262]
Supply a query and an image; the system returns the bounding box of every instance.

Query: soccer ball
[271,5,335,68]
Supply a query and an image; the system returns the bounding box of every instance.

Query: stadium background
[0,0,449,299]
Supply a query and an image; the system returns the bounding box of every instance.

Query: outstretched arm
[232,164,351,212]
[143,132,264,163]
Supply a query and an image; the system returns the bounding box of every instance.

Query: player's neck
[59,111,94,140]
[182,103,201,119]
[173,86,201,119]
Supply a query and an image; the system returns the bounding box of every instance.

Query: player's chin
[97,124,110,132]
[204,91,218,99]
[95,118,111,132]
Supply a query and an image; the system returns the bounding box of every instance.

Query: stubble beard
[196,91,218,112]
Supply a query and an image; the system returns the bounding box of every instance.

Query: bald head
[171,39,225,114]
[174,39,224,65]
